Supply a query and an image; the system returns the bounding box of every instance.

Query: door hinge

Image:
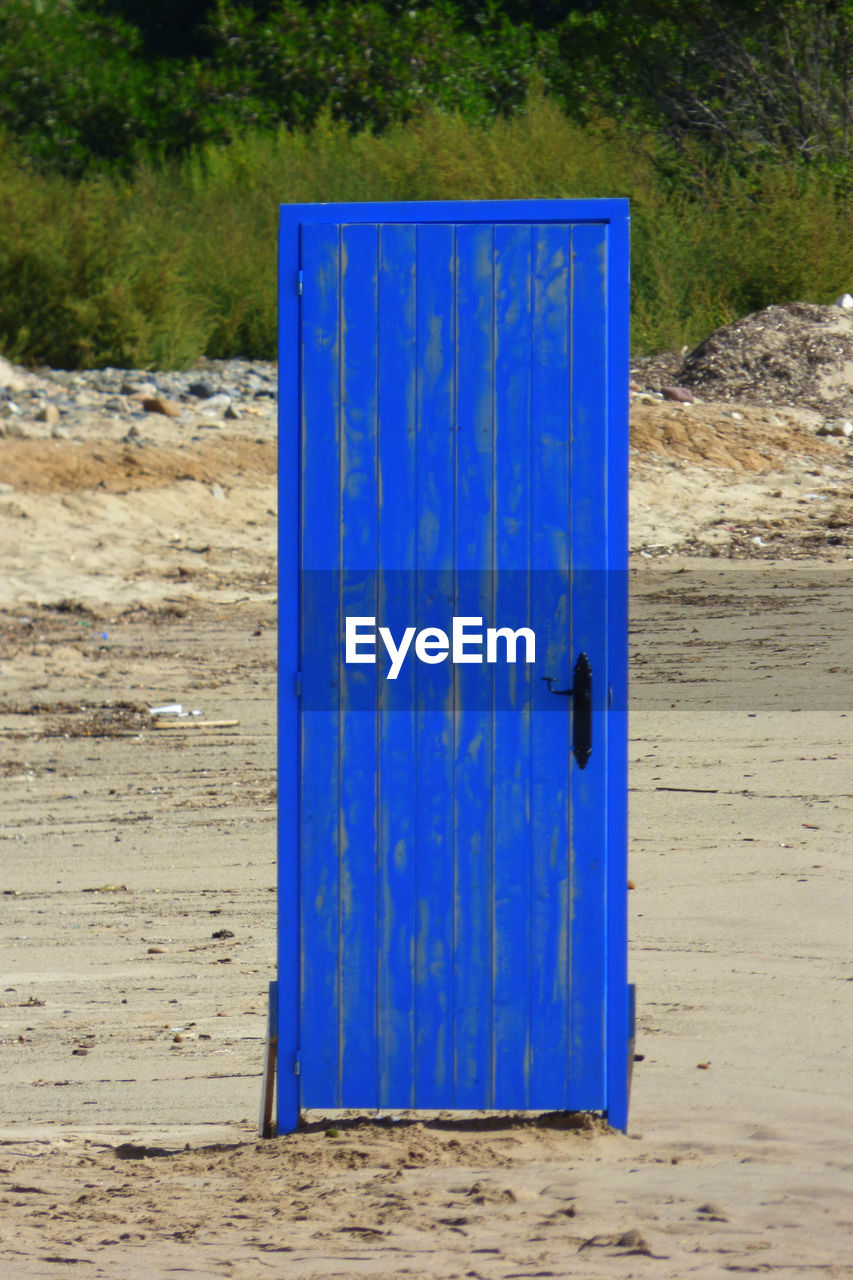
[293,1051,301,1076]
[297,270,303,296]
[294,671,302,696]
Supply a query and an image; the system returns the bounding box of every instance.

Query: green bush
[3,98,853,369]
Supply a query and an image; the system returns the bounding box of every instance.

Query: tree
[554,1,853,168]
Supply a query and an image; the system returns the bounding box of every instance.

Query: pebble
[142,396,182,418]
[0,357,277,440]
[817,420,853,438]
[122,380,157,397]
[662,385,694,403]
[696,1201,728,1221]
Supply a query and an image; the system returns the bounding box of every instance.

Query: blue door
[278,201,629,1132]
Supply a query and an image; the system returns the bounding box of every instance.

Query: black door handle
[541,651,592,769]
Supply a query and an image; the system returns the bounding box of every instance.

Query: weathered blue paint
[277,200,630,1132]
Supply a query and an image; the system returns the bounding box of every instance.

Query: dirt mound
[678,302,853,417]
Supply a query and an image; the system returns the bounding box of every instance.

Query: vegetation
[1,1,853,368]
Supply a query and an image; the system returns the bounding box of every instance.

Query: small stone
[103,396,129,413]
[224,403,242,420]
[51,426,70,440]
[697,1202,728,1221]
[122,380,157,397]
[818,419,853,438]
[35,403,60,425]
[0,481,14,495]
[198,393,232,413]
[188,380,216,399]
[503,1185,536,1203]
[3,420,28,439]
[662,385,694,403]
[147,946,167,954]
[834,292,853,308]
[142,396,182,418]
[616,1229,646,1248]
[211,483,226,501]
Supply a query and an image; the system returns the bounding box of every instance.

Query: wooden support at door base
[259,980,278,1138]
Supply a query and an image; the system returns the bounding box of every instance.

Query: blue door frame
[278,200,630,1133]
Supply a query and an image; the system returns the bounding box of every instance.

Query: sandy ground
[1,385,852,1277]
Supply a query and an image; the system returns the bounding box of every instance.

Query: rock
[51,426,71,440]
[188,380,216,399]
[662,385,694,403]
[122,380,157,397]
[35,404,60,425]
[834,293,853,308]
[0,400,21,417]
[2,420,28,438]
[211,483,226,501]
[696,1202,728,1221]
[817,419,853,438]
[0,481,15,495]
[224,403,242,420]
[103,396,129,413]
[198,393,232,413]
[142,396,182,418]
[0,356,27,391]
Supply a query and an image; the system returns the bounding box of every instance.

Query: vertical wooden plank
[529,223,572,1110]
[276,210,301,1132]
[299,221,342,1106]
[604,208,631,1131]
[568,222,609,1108]
[413,222,456,1107]
[453,223,495,1107]
[492,222,533,1108]
[338,223,380,1106]
[376,223,418,1107]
